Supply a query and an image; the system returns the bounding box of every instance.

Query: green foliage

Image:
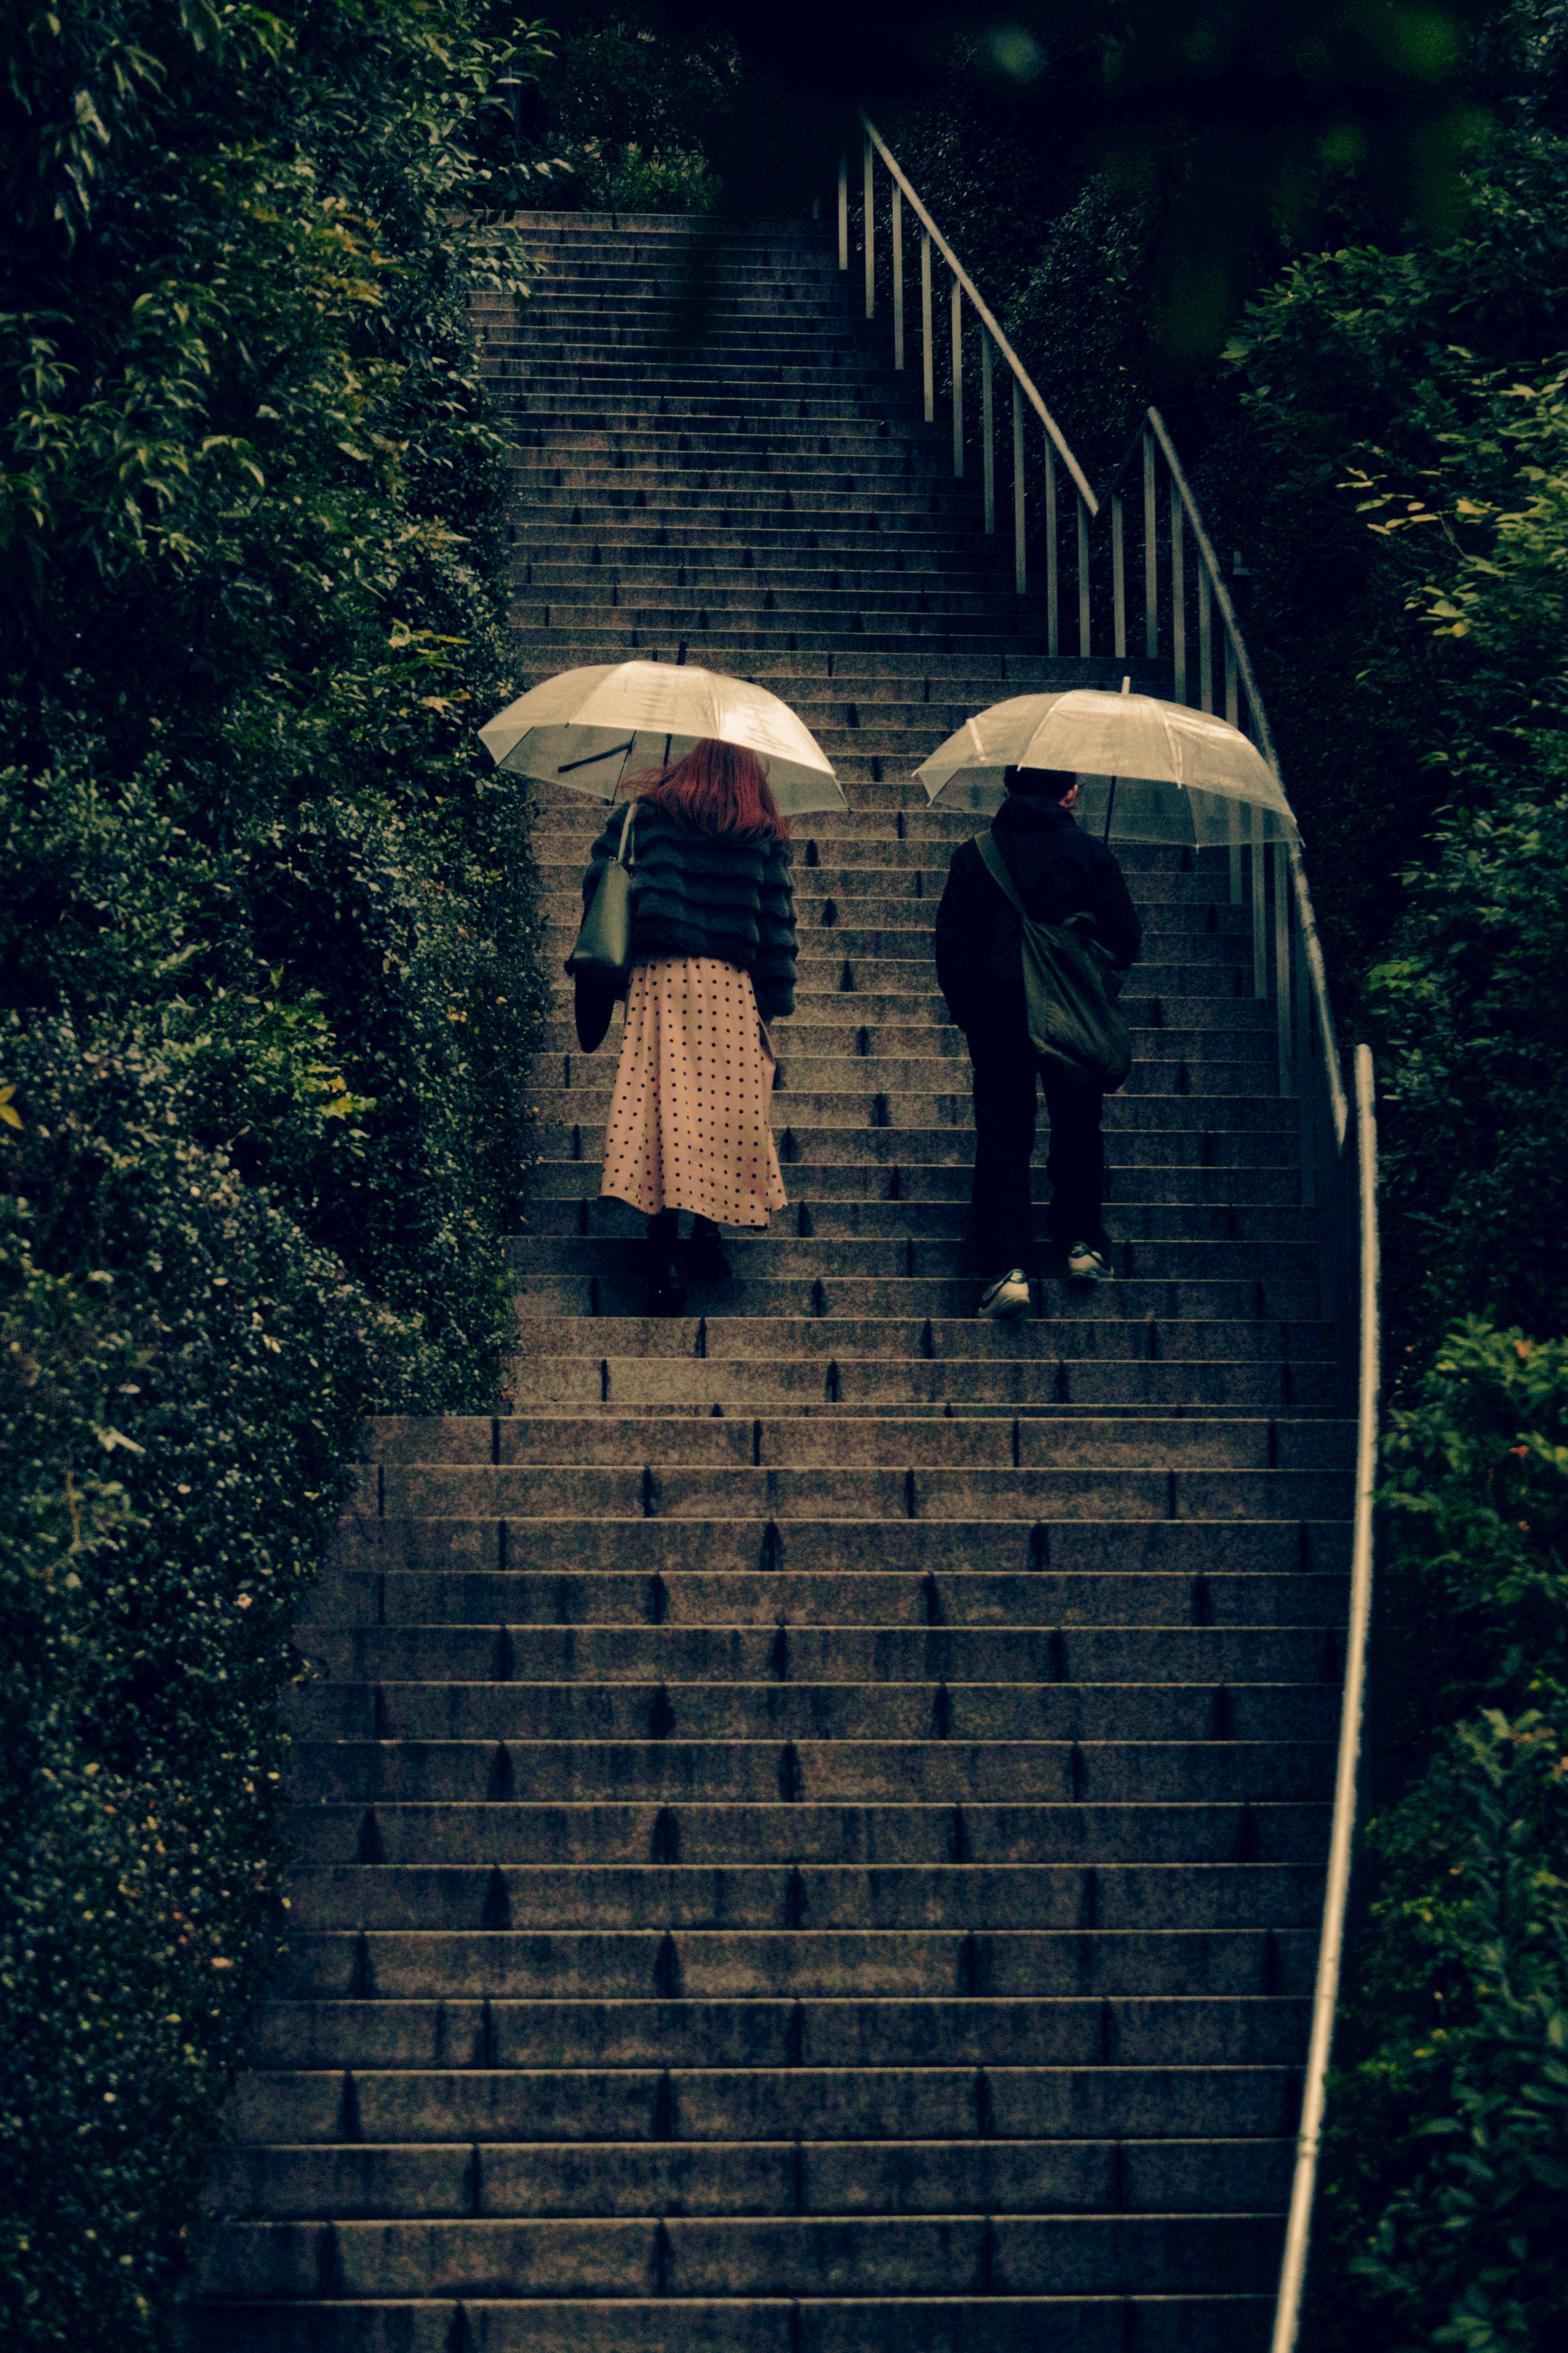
[530,5,733,212]
[1220,108,1568,1347]
[0,0,551,2339]
[1319,1325,1568,2353]
[0,1019,403,2338]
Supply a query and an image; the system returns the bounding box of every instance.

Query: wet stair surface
[183,212,1350,2351]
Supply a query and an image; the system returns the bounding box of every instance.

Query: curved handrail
[1271,1042,1380,2350]
[1140,407,1348,1145]
[858,113,1098,511]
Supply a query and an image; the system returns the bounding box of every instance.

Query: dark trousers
[965,1022,1107,1271]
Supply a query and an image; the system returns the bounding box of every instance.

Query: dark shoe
[642,1236,686,1317]
[686,1218,732,1282]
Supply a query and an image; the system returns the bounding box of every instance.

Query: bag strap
[975,828,1029,921]
[612,799,637,869]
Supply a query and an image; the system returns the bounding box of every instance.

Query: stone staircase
[182,212,1351,2350]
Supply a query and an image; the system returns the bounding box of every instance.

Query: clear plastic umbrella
[479,660,846,816]
[913,685,1298,847]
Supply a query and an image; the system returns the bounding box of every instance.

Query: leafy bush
[0,0,553,2340]
[0,1020,403,2340]
[1319,1323,1568,2353]
[570,137,719,213]
[529,4,735,212]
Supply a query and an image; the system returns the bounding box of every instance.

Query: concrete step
[293,1623,1342,1684]
[174,2292,1275,2351]
[495,1359,1335,1414]
[278,1807,1326,1882]
[360,1414,1350,1470]
[174,2292,1275,2352]
[526,1160,1307,1204]
[185,2208,1287,2299]
[225,2061,1301,2145]
[506,1279,1323,1326]
[300,1568,1347,1630]
[289,1740,1331,1809]
[249,1981,1316,2057]
[209,2131,1298,2218]
[290,1680,1339,1748]
[523,1195,1313,1245]
[346,1467,1349,1526]
[325,1510,1347,1573]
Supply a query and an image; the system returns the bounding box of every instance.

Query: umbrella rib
[556,739,635,774]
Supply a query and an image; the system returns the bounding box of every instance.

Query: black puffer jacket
[933,796,1142,1035]
[580,803,797,1019]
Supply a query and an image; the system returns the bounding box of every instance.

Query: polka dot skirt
[600,956,787,1228]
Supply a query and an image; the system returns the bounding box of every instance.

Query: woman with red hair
[578,739,797,1314]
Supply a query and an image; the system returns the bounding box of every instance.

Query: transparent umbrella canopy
[478,660,847,816]
[913,687,1298,848]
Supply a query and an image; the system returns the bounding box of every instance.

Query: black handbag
[975,829,1133,1094]
[566,802,635,1052]
[567,799,636,981]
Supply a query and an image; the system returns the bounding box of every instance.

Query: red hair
[627,738,789,842]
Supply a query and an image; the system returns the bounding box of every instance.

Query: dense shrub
[529,2,734,212]
[1319,1323,1568,2353]
[0,1021,402,2337]
[0,0,554,2340]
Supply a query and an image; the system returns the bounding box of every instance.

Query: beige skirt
[600,956,787,1227]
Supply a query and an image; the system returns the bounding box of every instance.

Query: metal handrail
[1271,1042,1381,2351]
[1140,410,1347,1146]
[1091,407,1348,1167]
[858,115,1096,508]
[839,118,1099,640]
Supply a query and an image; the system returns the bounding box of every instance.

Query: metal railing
[838,115,1348,1189]
[1272,1044,1381,2352]
[1099,409,1348,1197]
[841,116,1099,650]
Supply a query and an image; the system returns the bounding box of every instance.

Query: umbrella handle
[1103,776,1117,845]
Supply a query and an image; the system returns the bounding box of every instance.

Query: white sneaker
[978,1268,1031,1319]
[1066,1241,1114,1282]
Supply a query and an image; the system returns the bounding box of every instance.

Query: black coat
[933,796,1142,1036]
[579,804,797,1020]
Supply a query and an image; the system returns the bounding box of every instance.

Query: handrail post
[863,130,875,319]
[1225,636,1243,903]
[1076,494,1091,656]
[1111,492,1126,659]
[1044,435,1059,656]
[1252,805,1268,1000]
[1170,482,1186,703]
[1275,843,1293,1095]
[837,152,848,272]
[858,112,1098,514]
[1197,564,1213,714]
[981,333,995,534]
[1142,431,1158,660]
[920,231,933,421]
[951,277,963,477]
[1294,888,1313,1188]
[1012,378,1026,595]
[891,182,904,368]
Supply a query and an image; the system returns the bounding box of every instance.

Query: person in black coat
[933,763,1142,1314]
